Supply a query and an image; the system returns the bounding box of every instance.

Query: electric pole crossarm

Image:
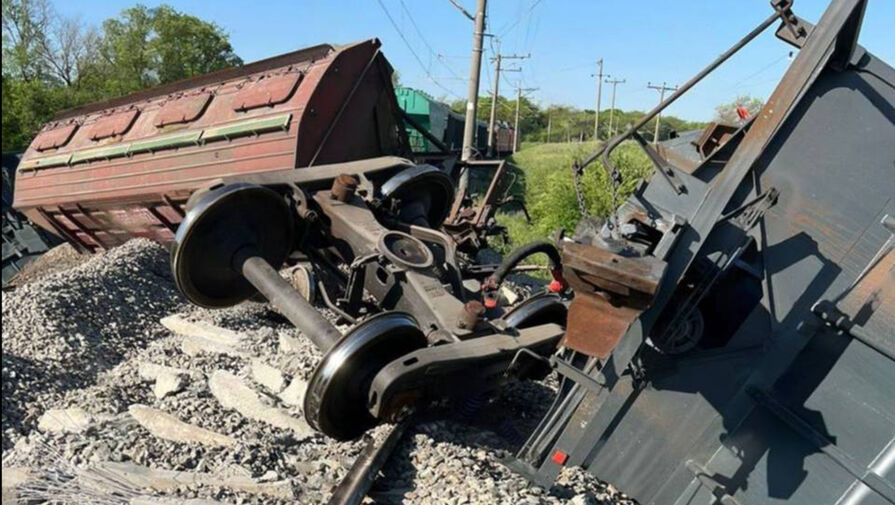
[487,52,529,157]
[513,86,538,153]
[604,78,625,139]
[447,0,475,20]
[647,82,679,145]
[577,9,782,172]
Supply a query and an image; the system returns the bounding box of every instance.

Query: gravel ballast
[2,239,632,505]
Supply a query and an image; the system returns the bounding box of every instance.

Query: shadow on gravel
[1,240,186,452]
[369,380,562,503]
[1,354,83,451]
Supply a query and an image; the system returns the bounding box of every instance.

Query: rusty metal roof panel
[12,39,409,250]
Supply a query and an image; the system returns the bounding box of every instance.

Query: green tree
[1,0,243,151]
[97,5,242,95]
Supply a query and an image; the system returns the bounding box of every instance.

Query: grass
[486,140,652,254]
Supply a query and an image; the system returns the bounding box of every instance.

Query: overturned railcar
[13,32,571,454]
[12,40,410,251]
[509,1,895,504]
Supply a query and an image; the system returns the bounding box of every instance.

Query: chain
[572,162,588,218]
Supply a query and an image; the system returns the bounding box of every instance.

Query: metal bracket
[811,300,895,362]
[550,354,606,394]
[772,0,807,43]
[632,131,687,195]
[684,459,744,505]
[717,187,779,230]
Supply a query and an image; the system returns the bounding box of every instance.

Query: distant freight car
[2,152,62,286]
[395,87,513,157]
[394,87,450,152]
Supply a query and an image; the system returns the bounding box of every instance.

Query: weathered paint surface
[14,40,407,251]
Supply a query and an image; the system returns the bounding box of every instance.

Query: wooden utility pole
[546,113,551,142]
[513,86,538,152]
[460,0,487,161]
[487,51,527,157]
[647,81,678,145]
[605,77,625,138]
[591,59,605,141]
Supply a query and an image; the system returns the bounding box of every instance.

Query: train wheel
[171,183,294,308]
[304,312,427,440]
[502,293,568,329]
[379,165,455,227]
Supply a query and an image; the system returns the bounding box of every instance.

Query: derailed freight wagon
[12,30,572,468]
[507,1,895,504]
[12,39,410,251]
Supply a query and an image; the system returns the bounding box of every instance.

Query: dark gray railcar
[510,1,895,504]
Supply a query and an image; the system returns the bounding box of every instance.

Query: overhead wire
[496,0,543,39]
[374,0,463,99]
[725,52,792,92]
[398,0,466,82]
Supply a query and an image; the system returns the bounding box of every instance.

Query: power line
[496,0,543,38]
[398,0,465,82]
[375,0,463,99]
[726,52,792,92]
[445,0,474,20]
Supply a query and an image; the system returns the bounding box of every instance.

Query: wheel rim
[379,165,455,227]
[503,293,568,329]
[304,312,427,440]
[170,183,293,308]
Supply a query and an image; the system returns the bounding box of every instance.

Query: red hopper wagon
[12,39,409,252]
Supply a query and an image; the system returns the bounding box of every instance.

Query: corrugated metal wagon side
[13,39,408,251]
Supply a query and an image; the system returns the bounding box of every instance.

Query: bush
[494,141,651,253]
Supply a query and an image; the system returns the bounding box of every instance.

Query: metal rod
[397,107,450,153]
[578,11,782,171]
[241,255,343,352]
[317,280,358,325]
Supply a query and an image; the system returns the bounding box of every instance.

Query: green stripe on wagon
[18,153,72,171]
[128,130,202,154]
[70,143,131,164]
[201,113,291,141]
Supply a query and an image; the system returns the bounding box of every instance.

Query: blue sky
[57,0,894,121]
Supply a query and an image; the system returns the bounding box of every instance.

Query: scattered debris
[153,371,187,399]
[128,405,236,448]
[161,316,244,347]
[2,239,626,505]
[278,378,307,407]
[1,466,31,504]
[37,408,95,434]
[1,239,183,451]
[138,362,191,382]
[208,370,314,439]
[250,360,286,393]
[93,461,295,499]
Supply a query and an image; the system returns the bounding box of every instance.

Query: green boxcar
[394,87,449,152]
